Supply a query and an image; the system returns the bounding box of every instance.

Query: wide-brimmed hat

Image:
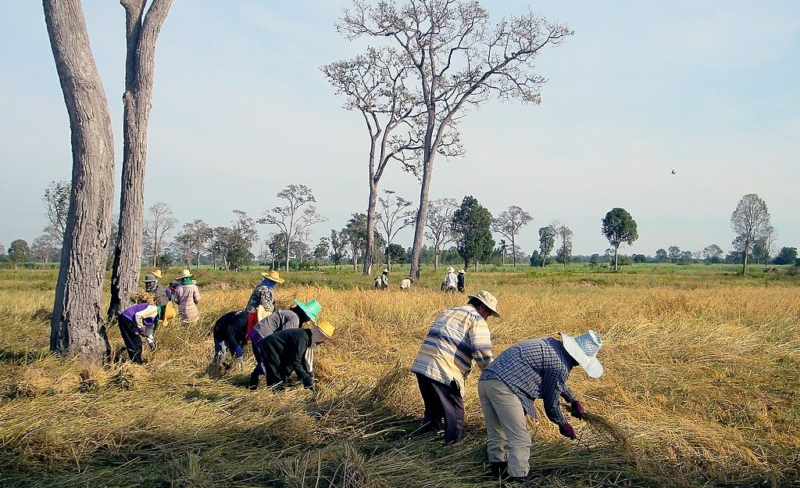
[458,269,465,274]
[144,273,158,283]
[446,266,455,273]
[315,320,335,342]
[559,330,604,378]
[294,299,321,323]
[261,270,285,283]
[382,269,388,274]
[152,270,163,279]
[176,269,192,280]
[468,290,500,317]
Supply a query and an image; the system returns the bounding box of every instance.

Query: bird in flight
[671,169,676,175]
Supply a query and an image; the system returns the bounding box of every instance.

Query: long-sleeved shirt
[172,283,200,322]
[442,272,458,289]
[410,304,493,393]
[480,337,577,426]
[120,303,159,336]
[245,280,275,314]
[145,282,168,307]
[399,278,412,290]
[259,328,313,384]
[251,309,300,341]
[213,310,249,348]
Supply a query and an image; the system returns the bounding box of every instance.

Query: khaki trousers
[478,378,532,478]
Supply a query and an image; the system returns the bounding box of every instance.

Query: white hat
[559,330,604,378]
[468,290,500,317]
[446,266,455,273]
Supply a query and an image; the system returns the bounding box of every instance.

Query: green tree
[667,245,681,263]
[314,237,330,268]
[655,248,668,263]
[491,205,533,267]
[329,230,347,269]
[702,244,724,264]
[529,249,542,267]
[9,239,31,269]
[452,196,494,271]
[554,222,573,270]
[730,193,771,276]
[601,207,639,271]
[773,247,797,265]
[385,243,407,268]
[538,225,556,267]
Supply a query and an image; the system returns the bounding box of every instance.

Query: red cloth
[245,311,259,342]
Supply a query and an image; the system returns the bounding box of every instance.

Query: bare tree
[554,222,573,269]
[44,0,115,361]
[491,205,532,267]
[424,198,458,271]
[42,180,71,242]
[143,202,178,267]
[731,193,771,276]
[376,190,416,270]
[108,0,173,320]
[322,48,423,276]
[175,219,213,269]
[31,234,59,268]
[338,0,572,278]
[258,185,327,272]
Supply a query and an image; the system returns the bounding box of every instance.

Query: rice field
[0,266,798,487]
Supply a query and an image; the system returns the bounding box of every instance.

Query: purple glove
[559,422,576,440]
[570,400,586,420]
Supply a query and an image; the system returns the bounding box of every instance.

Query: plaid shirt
[245,281,275,314]
[411,305,493,393]
[480,337,577,425]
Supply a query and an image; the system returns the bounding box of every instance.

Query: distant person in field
[245,270,284,332]
[410,290,499,444]
[144,270,168,307]
[478,330,604,483]
[441,266,458,292]
[250,321,335,391]
[379,269,389,290]
[172,269,201,324]
[457,269,466,293]
[118,292,162,364]
[247,299,321,387]
[399,277,413,290]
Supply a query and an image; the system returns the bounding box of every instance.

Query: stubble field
[0,266,798,487]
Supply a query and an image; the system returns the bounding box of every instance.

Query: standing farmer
[410,290,499,443]
[245,270,284,332]
[172,269,201,324]
[478,330,604,482]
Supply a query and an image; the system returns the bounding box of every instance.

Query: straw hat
[458,269,465,274]
[559,330,604,378]
[152,270,163,279]
[315,321,335,341]
[144,273,158,283]
[446,266,455,273]
[294,299,321,323]
[261,270,285,283]
[162,302,177,321]
[176,269,192,280]
[382,269,389,274]
[468,290,500,317]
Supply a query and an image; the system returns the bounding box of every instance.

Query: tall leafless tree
[143,201,178,267]
[258,185,327,272]
[108,0,173,320]
[424,198,458,271]
[730,193,771,276]
[491,205,532,267]
[554,222,573,269]
[42,180,71,242]
[44,0,115,361]
[376,190,416,269]
[538,224,556,267]
[338,0,572,278]
[322,47,421,276]
[175,219,213,270]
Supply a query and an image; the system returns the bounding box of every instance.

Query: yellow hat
[152,270,163,279]
[176,269,192,280]
[261,270,285,283]
[315,321,335,342]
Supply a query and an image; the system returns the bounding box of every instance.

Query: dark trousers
[415,373,464,443]
[118,317,143,364]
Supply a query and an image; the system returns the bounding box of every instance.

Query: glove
[233,345,243,358]
[559,422,576,440]
[147,336,157,352]
[570,400,586,420]
[302,375,315,390]
[235,356,244,372]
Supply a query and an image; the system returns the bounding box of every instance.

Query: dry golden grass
[0,268,798,487]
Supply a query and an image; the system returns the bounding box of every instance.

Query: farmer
[172,269,201,324]
[379,269,389,290]
[410,290,499,444]
[118,292,161,364]
[247,299,321,385]
[144,270,168,306]
[457,269,466,293]
[245,270,284,331]
[249,321,335,390]
[478,330,604,482]
[399,277,413,290]
[212,310,249,366]
[441,267,458,292]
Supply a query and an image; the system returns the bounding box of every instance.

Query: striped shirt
[410,305,494,392]
[480,337,577,425]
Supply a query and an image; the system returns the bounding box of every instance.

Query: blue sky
[1,1,798,258]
